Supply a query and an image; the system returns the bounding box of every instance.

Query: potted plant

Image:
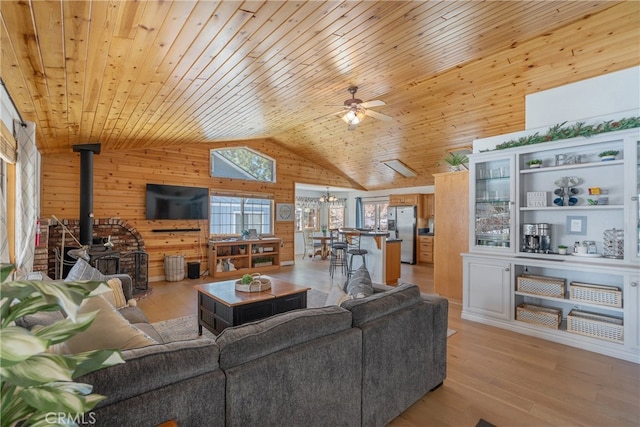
[238,245,247,255]
[253,257,273,268]
[526,159,543,168]
[241,229,250,240]
[557,245,568,255]
[0,264,125,426]
[598,150,619,161]
[443,152,468,171]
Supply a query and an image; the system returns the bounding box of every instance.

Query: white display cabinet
[463,128,640,363]
[468,153,515,252]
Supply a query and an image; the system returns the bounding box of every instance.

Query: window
[296,206,319,231]
[363,200,389,231]
[209,194,273,235]
[328,205,345,229]
[210,147,275,182]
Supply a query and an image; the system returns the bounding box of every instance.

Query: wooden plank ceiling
[0,1,626,190]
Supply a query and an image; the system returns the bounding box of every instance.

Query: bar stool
[344,230,367,279]
[329,229,347,277]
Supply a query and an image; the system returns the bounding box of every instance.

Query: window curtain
[14,120,39,276]
[355,197,363,228]
[296,196,319,210]
[0,184,8,265]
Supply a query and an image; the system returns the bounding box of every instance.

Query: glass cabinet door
[635,139,640,260]
[470,156,514,250]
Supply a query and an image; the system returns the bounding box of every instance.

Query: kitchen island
[345,231,401,285]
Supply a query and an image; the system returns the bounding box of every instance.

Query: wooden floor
[137,259,640,427]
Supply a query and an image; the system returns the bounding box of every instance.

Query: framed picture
[566,215,587,235]
[276,203,294,221]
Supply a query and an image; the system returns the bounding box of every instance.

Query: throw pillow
[345,265,374,298]
[325,283,353,307]
[100,278,128,309]
[64,258,106,282]
[64,295,157,354]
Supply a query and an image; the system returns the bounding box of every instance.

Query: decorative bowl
[235,274,271,292]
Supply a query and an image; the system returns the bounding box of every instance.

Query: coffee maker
[522,223,551,253]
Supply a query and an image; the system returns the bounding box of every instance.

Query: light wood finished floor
[137,260,640,427]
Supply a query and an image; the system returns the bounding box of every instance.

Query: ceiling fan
[329,86,392,131]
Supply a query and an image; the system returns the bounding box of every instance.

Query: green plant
[558,245,568,249]
[1,264,125,426]
[443,152,469,167]
[598,150,619,157]
[526,159,542,165]
[493,117,640,151]
[241,274,253,284]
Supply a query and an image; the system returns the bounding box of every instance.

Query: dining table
[312,235,331,260]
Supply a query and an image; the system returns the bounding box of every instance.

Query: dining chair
[302,229,322,260]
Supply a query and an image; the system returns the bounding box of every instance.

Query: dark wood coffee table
[195,277,310,335]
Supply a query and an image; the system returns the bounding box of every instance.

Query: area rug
[447,328,456,338]
[151,289,329,341]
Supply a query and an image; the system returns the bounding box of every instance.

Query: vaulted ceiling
[1,1,635,190]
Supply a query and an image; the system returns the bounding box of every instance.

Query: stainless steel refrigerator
[388,206,416,264]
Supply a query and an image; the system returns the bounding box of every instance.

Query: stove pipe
[72,143,101,245]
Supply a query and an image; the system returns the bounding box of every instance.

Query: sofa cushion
[64,258,106,282]
[216,306,353,369]
[341,283,421,327]
[79,338,221,408]
[16,310,64,330]
[64,295,157,353]
[345,264,374,298]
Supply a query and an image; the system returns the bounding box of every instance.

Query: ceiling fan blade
[364,109,393,122]
[360,100,385,108]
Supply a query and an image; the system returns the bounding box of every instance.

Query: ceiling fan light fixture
[342,109,365,128]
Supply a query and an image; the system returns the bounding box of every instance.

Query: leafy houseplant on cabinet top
[443,152,469,171]
[0,264,124,427]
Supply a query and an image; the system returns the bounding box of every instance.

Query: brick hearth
[35,218,146,282]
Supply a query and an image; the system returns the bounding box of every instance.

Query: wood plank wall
[40,138,354,281]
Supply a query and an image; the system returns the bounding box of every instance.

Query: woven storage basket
[517,274,566,298]
[516,303,562,329]
[567,310,623,343]
[164,255,185,282]
[569,282,622,308]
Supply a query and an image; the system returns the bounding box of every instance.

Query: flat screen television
[146,184,208,220]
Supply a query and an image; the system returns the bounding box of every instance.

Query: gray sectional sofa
[26,272,447,427]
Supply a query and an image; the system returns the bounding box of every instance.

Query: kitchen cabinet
[423,194,434,218]
[389,193,423,207]
[433,171,468,301]
[207,238,281,278]
[418,236,433,264]
[462,128,640,363]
